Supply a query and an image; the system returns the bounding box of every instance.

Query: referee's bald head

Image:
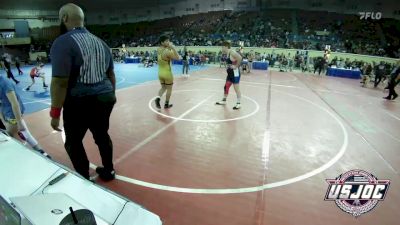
[59,3,84,26]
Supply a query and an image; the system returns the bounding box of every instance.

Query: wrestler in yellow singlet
[155,35,181,109]
[158,48,174,85]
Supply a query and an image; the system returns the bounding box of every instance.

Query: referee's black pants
[63,92,116,179]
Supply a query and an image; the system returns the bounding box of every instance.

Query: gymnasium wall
[115,46,399,64]
[0,19,58,30]
[29,51,48,61]
[0,9,58,29]
[0,37,31,45]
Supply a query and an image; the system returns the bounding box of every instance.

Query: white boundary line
[381,109,400,121]
[200,77,298,85]
[116,77,126,85]
[148,90,260,123]
[91,85,349,194]
[262,131,270,170]
[357,104,400,143]
[22,99,51,105]
[356,133,399,175]
[114,94,215,165]
[55,74,350,194]
[200,77,393,99]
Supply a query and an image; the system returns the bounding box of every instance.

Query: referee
[50,3,116,181]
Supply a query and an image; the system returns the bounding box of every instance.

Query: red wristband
[50,107,62,119]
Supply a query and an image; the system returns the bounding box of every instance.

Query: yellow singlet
[157,47,173,85]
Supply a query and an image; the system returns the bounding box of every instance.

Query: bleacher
[14,9,398,58]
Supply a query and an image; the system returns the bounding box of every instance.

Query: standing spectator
[182,50,190,77]
[15,57,23,75]
[248,50,255,72]
[1,54,19,84]
[50,3,116,181]
[374,61,386,88]
[314,57,325,75]
[384,61,400,100]
[120,43,128,62]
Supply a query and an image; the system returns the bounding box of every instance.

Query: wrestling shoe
[215,100,226,105]
[233,103,241,110]
[155,97,161,109]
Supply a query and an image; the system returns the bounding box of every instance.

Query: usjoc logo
[325,170,390,217]
[359,12,382,20]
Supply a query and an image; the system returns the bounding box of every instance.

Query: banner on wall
[14,21,30,38]
[315,30,330,36]
[0,37,31,45]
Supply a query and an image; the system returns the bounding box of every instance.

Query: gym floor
[3,63,399,225]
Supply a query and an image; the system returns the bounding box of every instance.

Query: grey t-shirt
[50,27,114,97]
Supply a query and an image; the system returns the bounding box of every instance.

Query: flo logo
[359,12,382,20]
[325,170,390,217]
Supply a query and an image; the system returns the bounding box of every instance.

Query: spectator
[15,57,23,75]
[384,61,400,100]
[1,54,19,84]
[182,49,190,77]
[374,61,386,88]
[314,57,325,75]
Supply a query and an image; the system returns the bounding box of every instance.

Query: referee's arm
[50,77,69,131]
[107,69,116,91]
[106,51,116,91]
[51,77,69,109]
[49,39,71,131]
